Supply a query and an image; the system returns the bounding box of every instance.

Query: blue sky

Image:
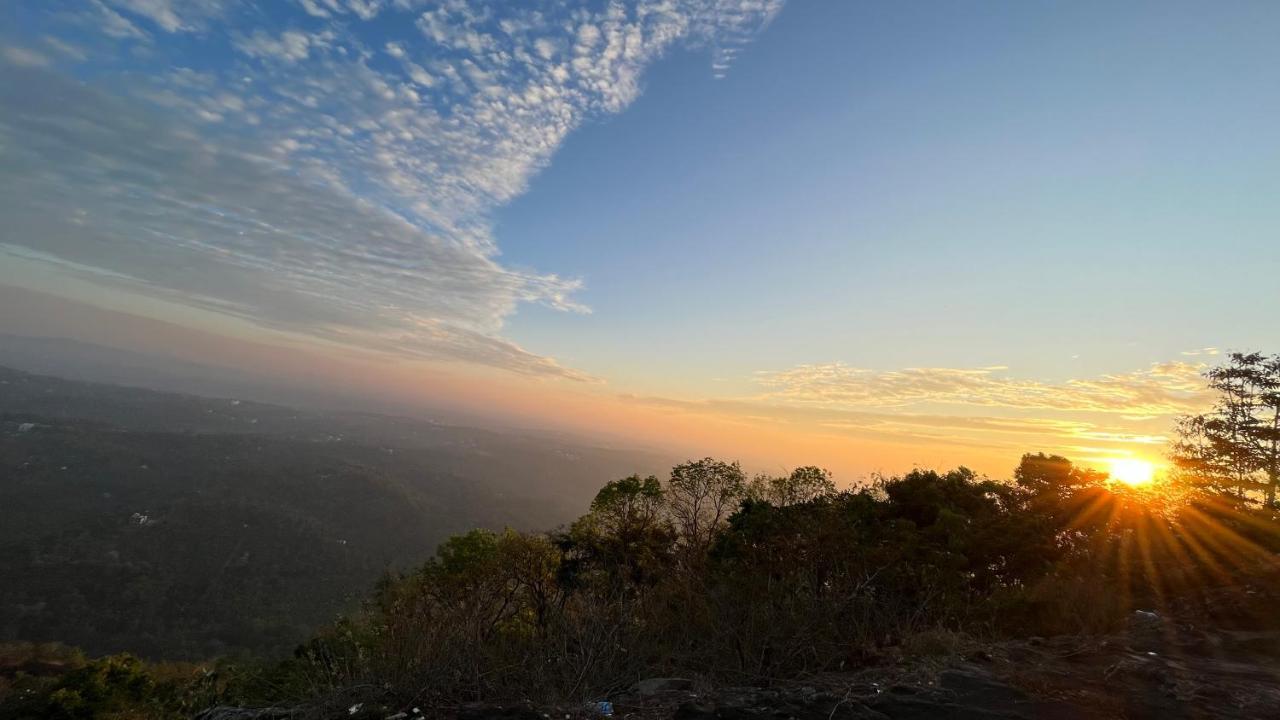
[2,0,1278,473]
[496,0,1280,393]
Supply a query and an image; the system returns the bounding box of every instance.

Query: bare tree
[666,457,745,557]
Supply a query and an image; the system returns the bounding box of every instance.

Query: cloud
[616,358,1211,467]
[97,0,228,33]
[0,65,592,380]
[295,0,388,20]
[83,0,151,40]
[1,46,50,67]
[42,36,88,62]
[233,29,332,63]
[110,0,185,31]
[691,0,785,78]
[621,392,1171,453]
[1,1,784,379]
[753,362,1213,415]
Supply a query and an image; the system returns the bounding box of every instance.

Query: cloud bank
[0,0,784,377]
[755,362,1212,415]
[618,359,1215,467]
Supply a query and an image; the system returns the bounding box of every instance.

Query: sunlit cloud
[754,361,1213,415]
[622,391,1174,451]
[615,358,1215,472]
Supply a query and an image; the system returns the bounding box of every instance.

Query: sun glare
[1108,458,1157,486]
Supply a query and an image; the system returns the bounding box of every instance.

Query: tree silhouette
[1173,352,1280,505]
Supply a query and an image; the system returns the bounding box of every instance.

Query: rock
[634,677,695,696]
[456,703,542,720]
[1127,608,1168,652]
[938,669,1031,706]
[673,695,885,720]
[861,667,1093,720]
[964,649,993,664]
[194,707,296,720]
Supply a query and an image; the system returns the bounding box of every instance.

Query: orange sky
[0,282,1205,485]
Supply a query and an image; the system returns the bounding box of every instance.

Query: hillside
[0,366,669,659]
[8,454,1280,720]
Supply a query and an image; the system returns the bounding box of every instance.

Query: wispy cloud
[754,361,1213,415]
[617,358,1214,466]
[0,46,50,67]
[232,29,333,64]
[95,0,229,33]
[621,392,1173,454]
[1,0,784,378]
[82,0,151,40]
[41,36,88,62]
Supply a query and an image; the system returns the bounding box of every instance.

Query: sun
[1108,458,1157,486]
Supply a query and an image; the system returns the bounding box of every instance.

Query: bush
[12,452,1278,716]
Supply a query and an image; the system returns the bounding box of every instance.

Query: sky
[2,0,1279,481]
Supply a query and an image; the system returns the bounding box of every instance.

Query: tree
[1172,352,1280,506]
[745,466,836,506]
[1014,453,1102,497]
[666,458,746,558]
[588,475,666,537]
[564,475,673,587]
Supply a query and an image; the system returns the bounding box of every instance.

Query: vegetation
[5,357,1280,718]
[6,451,1280,718]
[1173,351,1280,505]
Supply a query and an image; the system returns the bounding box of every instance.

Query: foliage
[0,646,229,720]
[10,354,1280,716]
[744,466,836,506]
[7,449,1280,717]
[1173,352,1280,506]
[183,452,1280,713]
[666,458,746,560]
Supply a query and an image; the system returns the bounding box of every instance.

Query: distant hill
[0,334,265,400]
[0,366,670,659]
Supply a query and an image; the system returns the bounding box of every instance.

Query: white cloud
[344,0,385,21]
[2,0,785,378]
[295,0,386,21]
[87,0,150,39]
[100,0,230,33]
[533,37,560,60]
[234,30,329,64]
[0,65,596,379]
[109,0,186,32]
[298,0,339,18]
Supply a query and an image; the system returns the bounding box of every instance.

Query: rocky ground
[198,607,1280,720]
[586,611,1280,720]
[446,610,1280,720]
